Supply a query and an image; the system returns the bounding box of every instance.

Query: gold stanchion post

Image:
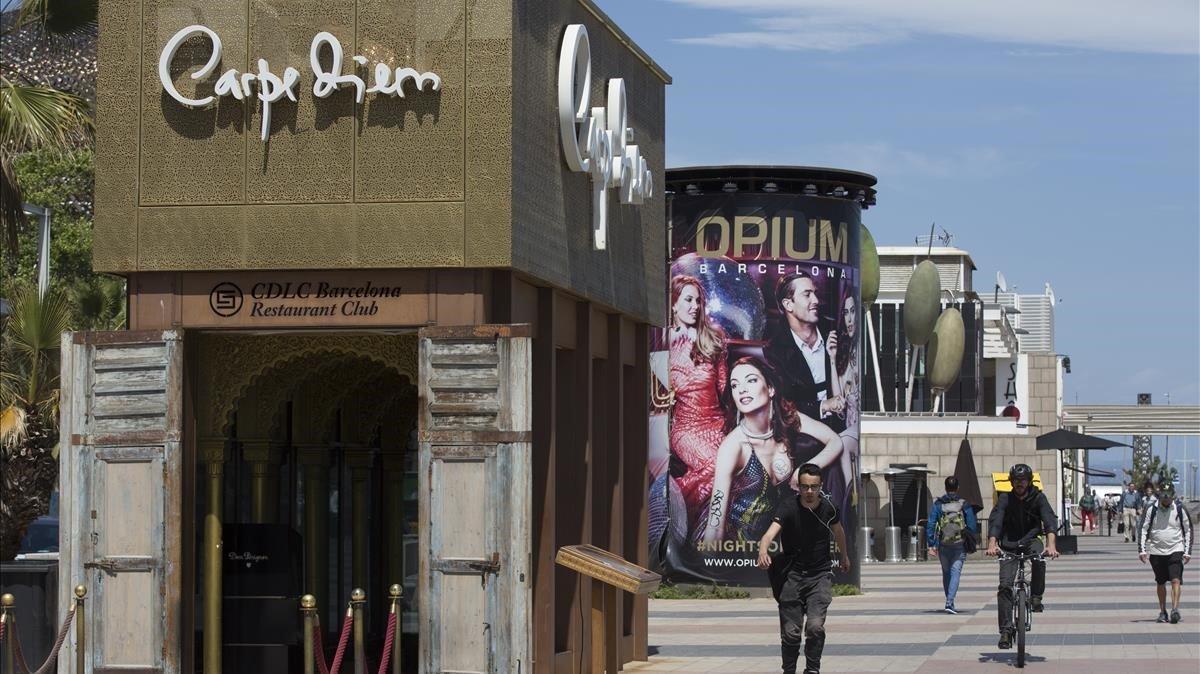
[300,594,317,674]
[389,584,402,674]
[1,593,14,674]
[75,585,87,674]
[351,588,366,674]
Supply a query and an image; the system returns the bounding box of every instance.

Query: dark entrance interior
[191,347,419,673]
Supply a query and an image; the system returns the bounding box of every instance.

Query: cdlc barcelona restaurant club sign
[156,22,652,251]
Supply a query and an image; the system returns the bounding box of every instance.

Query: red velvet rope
[328,612,353,674]
[313,615,330,674]
[376,612,398,674]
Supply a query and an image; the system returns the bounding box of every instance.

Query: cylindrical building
[652,166,877,588]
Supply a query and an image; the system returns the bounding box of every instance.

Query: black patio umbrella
[1036,429,1131,535]
[953,438,985,514]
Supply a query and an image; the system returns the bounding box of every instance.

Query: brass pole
[1,593,13,674]
[300,594,317,674]
[75,585,87,674]
[347,450,373,592]
[381,452,405,600]
[389,584,402,674]
[201,441,226,674]
[351,588,366,674]
[300,448,330,616]
[244,441,282,524]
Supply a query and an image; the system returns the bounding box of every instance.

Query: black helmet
[1009,464,1033,482]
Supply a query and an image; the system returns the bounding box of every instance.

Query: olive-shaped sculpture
[860,224,880,306]
[927,306,965,391]
[903,260,941,346]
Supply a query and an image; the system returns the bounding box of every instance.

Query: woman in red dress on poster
[668,275,729,535]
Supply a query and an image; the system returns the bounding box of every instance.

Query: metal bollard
[351,588,366,674]
[884,526,902,563]
[857,526,877,564]
[75,585,87,674]
[301,594,317,674]
[2,593,13,674]
[389,584,403,674]
[906,525,922,562]
[1,590,12,671]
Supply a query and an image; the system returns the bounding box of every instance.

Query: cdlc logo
[210,282,244,317]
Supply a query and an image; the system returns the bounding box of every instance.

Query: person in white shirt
[1138,484,1193,624]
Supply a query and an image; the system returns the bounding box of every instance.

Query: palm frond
[0,75,94,151]
[5,285,70,355]
[0,404,28,449]
[1,156,25,260]
[13,0,98,36]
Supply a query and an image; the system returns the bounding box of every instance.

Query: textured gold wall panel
[246,0,355,203]
[464,0,512,267]
[355,203,465,267]
[96,0,666,323]
[355,0,466,202]
[137,206,247,269]
[139,0,247,205]
[94,0,141,270]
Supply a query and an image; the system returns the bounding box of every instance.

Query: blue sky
[602,0,1199,406]
[600,0,1199,479]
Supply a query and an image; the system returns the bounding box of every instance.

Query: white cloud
[666,0,1199,55]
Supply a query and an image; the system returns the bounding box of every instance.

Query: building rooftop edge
[578,0,672,85]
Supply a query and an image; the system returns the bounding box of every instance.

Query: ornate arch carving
[197,333,418,437]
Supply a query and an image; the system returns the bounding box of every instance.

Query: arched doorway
[192,334,419,672]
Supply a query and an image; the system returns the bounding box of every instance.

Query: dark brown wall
[506,276,649,674]
[512,3,668,326]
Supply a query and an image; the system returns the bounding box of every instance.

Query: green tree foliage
[4,148,124,329]
[1124,454,1179,493]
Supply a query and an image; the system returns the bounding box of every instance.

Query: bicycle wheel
[1015,588,1028,668]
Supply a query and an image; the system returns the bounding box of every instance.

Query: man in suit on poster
[764,273,846,434]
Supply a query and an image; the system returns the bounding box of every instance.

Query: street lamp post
[22,203,52,297]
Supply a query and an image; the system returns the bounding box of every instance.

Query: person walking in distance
[928,476,978,614]
[1120,483,1140,543]
[986,464,1060,650]
[1139,484,1193,624]
[1079,489,1097,534]
[757,463,851,674]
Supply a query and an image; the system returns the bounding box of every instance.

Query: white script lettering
[158,25,442,141]
[558,24,654,250]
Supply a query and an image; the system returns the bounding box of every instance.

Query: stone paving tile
[637,534,1200,672]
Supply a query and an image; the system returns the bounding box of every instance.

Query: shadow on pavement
[978,651,1048,665]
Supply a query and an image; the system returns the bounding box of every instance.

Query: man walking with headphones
[757,463,851,674]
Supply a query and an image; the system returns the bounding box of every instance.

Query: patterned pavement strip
[625,534,1200,672]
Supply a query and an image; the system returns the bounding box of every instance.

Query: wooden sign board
[554,544,661,595]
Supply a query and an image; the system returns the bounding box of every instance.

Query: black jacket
[763,327,842,433]
[989,487,1057,548]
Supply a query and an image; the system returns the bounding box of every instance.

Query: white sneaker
[944,606,959,615]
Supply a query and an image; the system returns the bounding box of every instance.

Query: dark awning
[1035,428,1130,451]
[953,438,984,513]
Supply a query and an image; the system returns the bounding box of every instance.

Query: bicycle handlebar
[996,551,1047,562]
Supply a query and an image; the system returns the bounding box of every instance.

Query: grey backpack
[938,499,966,545]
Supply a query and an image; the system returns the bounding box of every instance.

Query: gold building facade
[62,1,669,671]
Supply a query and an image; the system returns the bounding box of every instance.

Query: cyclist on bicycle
[986,463,1060,649]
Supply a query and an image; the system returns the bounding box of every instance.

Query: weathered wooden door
[418,326,531,674]
[59,330,184,673]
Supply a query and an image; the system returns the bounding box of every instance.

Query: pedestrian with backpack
[1138,483,1193,624]
[927,476,978,614]
[1079,489,1097,534]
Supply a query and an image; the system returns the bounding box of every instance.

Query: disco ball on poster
[672,253,766,342]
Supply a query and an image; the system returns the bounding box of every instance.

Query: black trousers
[997,540,1046,633]
[777,569,833,673]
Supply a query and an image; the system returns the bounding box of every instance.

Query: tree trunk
[0,411,58,560]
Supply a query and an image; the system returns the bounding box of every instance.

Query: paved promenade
[627,534,1199,672]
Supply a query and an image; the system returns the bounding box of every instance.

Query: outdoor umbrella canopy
[953,438,985,513]
[1035,428,1130,539]
[1035,428,1130,451]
